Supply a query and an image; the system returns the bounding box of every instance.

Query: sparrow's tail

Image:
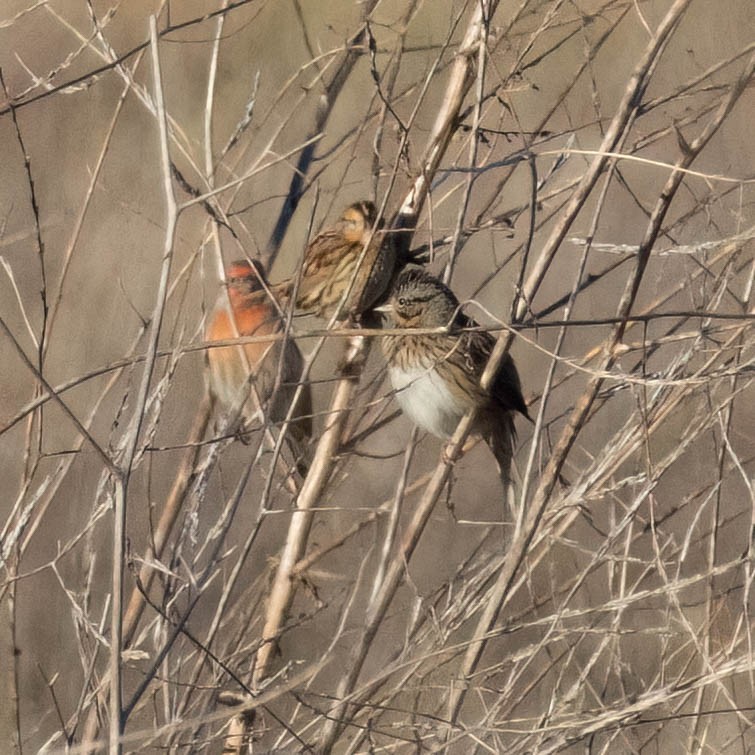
[284,386,313,479]
[485,411,516,489]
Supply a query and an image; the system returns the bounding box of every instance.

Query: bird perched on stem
[262,200,395,319]
[206,259,312,475]
[377,267,530,486]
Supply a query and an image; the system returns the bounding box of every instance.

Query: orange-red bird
[206,259,312,474]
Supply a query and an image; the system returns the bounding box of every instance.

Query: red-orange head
[224,259,267,301]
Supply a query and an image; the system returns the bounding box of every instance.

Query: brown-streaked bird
[377,267,530,486]
[265,200,395,318]
[206,259,312,475]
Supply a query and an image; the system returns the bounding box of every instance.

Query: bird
[376,267,530,486]
[262,200,395,319]
[205,259,313,475]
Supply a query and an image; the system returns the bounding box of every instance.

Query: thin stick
[106,17,178,754]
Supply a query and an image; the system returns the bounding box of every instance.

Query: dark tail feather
[283,368,313,479]
[286,421,311,479]
[486,411,516,489]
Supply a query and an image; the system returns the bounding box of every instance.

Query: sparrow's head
[338,200,379,243]
[376,267,460,329]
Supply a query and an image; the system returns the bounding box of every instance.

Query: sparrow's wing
[294,230,356,313]
[460,324,530,419]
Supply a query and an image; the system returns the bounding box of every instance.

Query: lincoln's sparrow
[206,259,312,474]
[377,267,529,485]
[266,200,395,318]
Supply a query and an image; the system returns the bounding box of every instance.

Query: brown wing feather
[457,321,529,419]
[297,229,393,316]
[267,201,394,318]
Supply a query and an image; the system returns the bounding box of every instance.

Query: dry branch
[1,1,753,752]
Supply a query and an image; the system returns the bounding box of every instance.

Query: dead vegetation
[0,0,753,752]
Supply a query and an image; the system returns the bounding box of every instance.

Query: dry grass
[0,0,753,752]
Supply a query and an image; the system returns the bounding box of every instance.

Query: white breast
[388,364,467,439]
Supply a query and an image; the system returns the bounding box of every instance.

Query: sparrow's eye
[398,297,408,308]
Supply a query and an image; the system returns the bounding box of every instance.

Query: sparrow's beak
[372,302,394,314]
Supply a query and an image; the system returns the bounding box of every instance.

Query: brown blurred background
[0,0,753,751]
